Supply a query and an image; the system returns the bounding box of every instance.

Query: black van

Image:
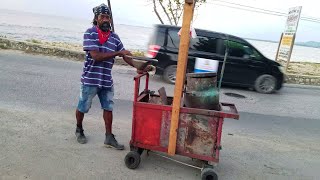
[146,24,285,94]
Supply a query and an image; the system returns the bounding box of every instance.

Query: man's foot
[104,134,124,150]
[75,127,87,144]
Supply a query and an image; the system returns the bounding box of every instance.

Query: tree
[151,0,207,25]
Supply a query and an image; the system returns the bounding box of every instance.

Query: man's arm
[90,50,134,67]
[122,54,134,67]
[89,51,120,62]
[113,34,135,67]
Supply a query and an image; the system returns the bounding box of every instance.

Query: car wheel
[163,65,177,84]
[254,74,277,94]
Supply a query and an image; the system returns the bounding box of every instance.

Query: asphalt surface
[0,50,320,180]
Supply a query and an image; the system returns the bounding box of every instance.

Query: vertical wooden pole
[285,33,296,73]
[107,0,115,32]
[168,0,194,156]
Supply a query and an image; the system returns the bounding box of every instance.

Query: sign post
[275,33,283,60]
[276,6,302,72]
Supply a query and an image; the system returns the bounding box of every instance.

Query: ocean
[1,9,319,63]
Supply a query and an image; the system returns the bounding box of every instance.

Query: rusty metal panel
[160,111,187,151]
[181,113,217,157]
[160,111,170,147]
[160,109,218,157]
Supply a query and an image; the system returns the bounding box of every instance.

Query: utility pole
[168,0,195,156]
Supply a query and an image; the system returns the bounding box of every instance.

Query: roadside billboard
[284,6,303,34]
[276,6,302,67]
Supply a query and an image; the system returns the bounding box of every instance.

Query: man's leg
[103,110,124,150]
[103,110,113,135]
[99,87,124,150]
[76,109,84,129]
[75,109,87,144]
[75,85,97,144]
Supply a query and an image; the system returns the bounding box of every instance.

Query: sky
[1,0,320,42]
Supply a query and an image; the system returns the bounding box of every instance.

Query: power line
[207,2,320,24]
[213,0,287,15]
[209,2,286,17]
[209,0,320,23]
[212,0,320,21]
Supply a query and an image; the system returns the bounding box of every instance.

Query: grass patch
[27,39,42,44]
[132,50,145,57]
[0,44,9,49]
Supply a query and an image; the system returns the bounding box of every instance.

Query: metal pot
[184,72,220,110]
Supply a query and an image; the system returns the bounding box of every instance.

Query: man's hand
[120,50,134,67]
[137,65,154,74]
[90,51,119,62]
[118,50,132,57]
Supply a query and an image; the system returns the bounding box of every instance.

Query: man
[75,4,142,150]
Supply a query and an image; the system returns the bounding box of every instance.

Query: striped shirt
[81,26,125,88]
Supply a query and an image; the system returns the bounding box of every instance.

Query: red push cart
[124,72,239,180]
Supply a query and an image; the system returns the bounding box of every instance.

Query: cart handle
[126,55,159,63]
[134,72,148,80]
[133,72,149,102]
[220,102,239,120]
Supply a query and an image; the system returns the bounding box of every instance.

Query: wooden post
[107,0,115,32]
[168,0,194,156]
[285,33,296,73]
[275,33,283,62]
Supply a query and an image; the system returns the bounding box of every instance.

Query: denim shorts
[77,85,114,113]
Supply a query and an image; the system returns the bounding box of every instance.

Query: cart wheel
[124,151,141,169]
[201,168,218,180]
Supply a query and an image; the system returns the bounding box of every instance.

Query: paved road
[0,50,319,180]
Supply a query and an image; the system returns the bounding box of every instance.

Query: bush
[27,39,42,44]
[0,44,8,49]
[132,50,145,57]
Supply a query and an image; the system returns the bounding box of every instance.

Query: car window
[251,48,262,60]
[227,41,249,58]
[167,29,219,54]
[190,36,219,53]
[167,29,180,48]
[150,28,166,46]
[225,41,261,60]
